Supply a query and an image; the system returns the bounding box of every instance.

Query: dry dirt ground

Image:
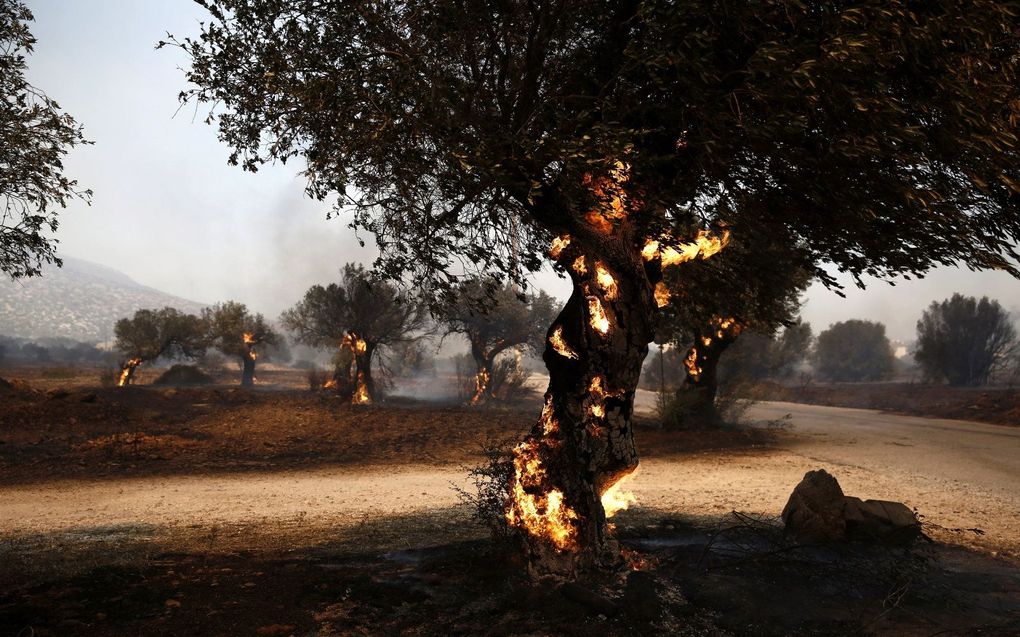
[757,381,1020,428]
[1,367,1019,636]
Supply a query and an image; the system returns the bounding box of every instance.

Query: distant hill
[0,257,206,343]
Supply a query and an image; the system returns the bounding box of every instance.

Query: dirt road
[2,396,1017,561]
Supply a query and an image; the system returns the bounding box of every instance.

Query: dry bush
[307,367,330,391]
[489,354,532,401]
[453,437,517,544]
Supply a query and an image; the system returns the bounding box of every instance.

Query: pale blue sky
[23,0,1020,341]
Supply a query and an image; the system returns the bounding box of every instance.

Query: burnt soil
[1,368,1019,636]
[759,382,1020,427]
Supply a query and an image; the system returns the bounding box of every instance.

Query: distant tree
[813,320,894,382]
[113,307,207,386]
[280,264,426,403]
[0,0,91,279]
[719,319,814,384]
[438,279,558,404]
[203,301,279,387]
[914,294,1017,386]
[658,235,813,424]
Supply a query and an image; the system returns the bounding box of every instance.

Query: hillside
[0,257,206,343]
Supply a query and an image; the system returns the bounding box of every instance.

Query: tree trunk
[118,359,141,387]
[469,339,495,404]
[241,355,256,387]
[353,341,376,403]
[678,320,741,426]
[506,232,657,577]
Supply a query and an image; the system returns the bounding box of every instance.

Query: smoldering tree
[113,307,207,386]
[813,320,895,382]
[657,234,813,425]
[439,279,558,404]
[914,294,1017,386]
[169,1,1020,576]
[280,264,427,403]
[203,301,279,387]
[0,0,91,280]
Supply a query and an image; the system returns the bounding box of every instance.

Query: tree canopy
[813,319,895,382]
[168,0,1020,297]
[915,293,1017,386]
[1,0,90,279]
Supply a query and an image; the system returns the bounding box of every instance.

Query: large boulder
[782,469,921,545]
[781,469,848,543]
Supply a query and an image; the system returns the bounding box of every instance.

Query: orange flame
[601,470,638,519]
[117,358,143,387]
[549,235,571,260]
[684,347,701,381]
[587,296,610,335]
[323,379,337,390]
[594,262,618,300]
[643,229,731,266]
[584,161,630,234]
[506,439,578,552]
[587,375,611,420]
[352,371,371,404]
[654,282,670,308]
[469,367,491,405]
[572,255,587,275]
[548,325,580,360]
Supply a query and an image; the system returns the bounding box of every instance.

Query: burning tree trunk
[506,243,654,575]
[241,332,258,387]
[468,337,500,405]
[353,339,375,404]
[505,167,729,577]
[678,318,742,426]
[118,357,143,387]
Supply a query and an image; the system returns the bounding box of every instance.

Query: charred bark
[678,320,742,426]
[241,355,256,387]
[353,341,376,403]
[469,338,497,404]
[507,230,657,577]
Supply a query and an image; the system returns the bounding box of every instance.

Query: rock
[781,469,848,543]
[79,392,98,403]
[783,469,921,545]
[559,581,620,617]
[47,388,70,400]
[623,570,666,621]
[843,497,921,545]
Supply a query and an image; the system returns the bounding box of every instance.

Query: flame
[684,347,701,381]
[469,367,491,405]
[587,375,611,419]
[549,235,571,260]
[323,379,337,390]
[653,282,670,308]
[584,161,630,234]
[587,296,610,335]
[352,371,371,404]
[548,326,580,360]
[243,332,256,345]
[643,229,731,266]
[117,358,143,387]
[572,255,587,275]
[342,332,367,354]
[594,262,618,300]
[540,396,559,435]
[506,438,578,552]
[601,471,638,519]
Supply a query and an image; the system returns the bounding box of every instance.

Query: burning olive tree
[1,0,91,280]
[439,279,558,404]
[280,264,427,403]
[658,235,813,426]
[203,301,279,387]
[170,1,1020,576]
[113,307,207,386]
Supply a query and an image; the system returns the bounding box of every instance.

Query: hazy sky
[22,0,1020,342]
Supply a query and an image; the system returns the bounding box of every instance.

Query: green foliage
[203,300,278,360]
[1,0,91,279]
[914,294,1017,386]
[168,0,1020,298]
[720,321,814,383]
[439,278,558,361]
[813,320,895,382]
[114,307,207,364]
